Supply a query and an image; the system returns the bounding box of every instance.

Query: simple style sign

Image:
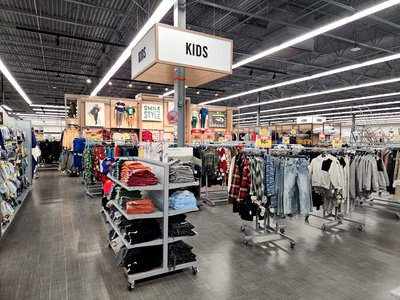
[131,23,233,87]
[142,104,163,122]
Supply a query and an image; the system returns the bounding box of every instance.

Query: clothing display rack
[357,194,400,220]
[104,157,199,291]
[189,142,244,207]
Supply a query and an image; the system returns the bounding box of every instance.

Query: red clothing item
[218,147,227,174]
[125,169,158,186]
[142,130,153,142]
[126,199,156,214]
[103,180,113,194]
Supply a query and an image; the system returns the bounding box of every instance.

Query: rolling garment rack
[302,147,365,231]
[238,148,296,248]
[104,157,199,291]
[189,141,246,207]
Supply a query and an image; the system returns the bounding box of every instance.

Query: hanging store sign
[256,134,272,148]
[191,129,203,141]
[282,136,290,144]
[332,134,342,148]
[131,23,233,87]
[204,129,215,141]
[142,104,163,122]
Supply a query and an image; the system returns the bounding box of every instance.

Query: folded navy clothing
[169,221,195,237]
[119,218,161,244]
[121,246,162,274]
[168,241,196,268]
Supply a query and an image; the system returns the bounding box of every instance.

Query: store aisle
[1,171,400,300]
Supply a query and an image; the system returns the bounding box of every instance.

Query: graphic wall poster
[167,110,178,124]
[142,104,163,121]
[208,111,227,128]
[85,102,105,127]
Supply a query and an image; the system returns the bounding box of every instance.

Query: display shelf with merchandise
[104,157,198,291]
[168,207,199,216]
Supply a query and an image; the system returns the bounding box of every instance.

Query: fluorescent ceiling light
[201,52,400,106]
[232,0,400,68]
[90,0,175,96]
[30,104,64,109]
[163,90,175,97]
[234,100,400,120]
[238,77,400,109]
[236,91,400,117]
[0,58,32,105]
[2,105,12,111]
[33,108,65,112]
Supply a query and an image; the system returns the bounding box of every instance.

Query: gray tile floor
[1,171,400,300]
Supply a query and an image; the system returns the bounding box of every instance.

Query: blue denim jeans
[282,158,312,215]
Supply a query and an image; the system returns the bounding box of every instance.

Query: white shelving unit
[104,157,198,291]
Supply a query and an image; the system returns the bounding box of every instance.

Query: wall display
[191,129,203,141]
[142,104,163,122]
[208,111,227,128]
[204,128,215,141]
[167,110,178,124]
[115,101,126,127]
[85,102,105,127]
[125,105,136,127]
[191,110,198,128]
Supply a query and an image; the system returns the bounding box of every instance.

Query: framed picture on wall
[85,102,105,127]
[209,111,227,128]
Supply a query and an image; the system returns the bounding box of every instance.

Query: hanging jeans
[116,111,124,126]
[282,158,312,215]
[200,116,206,128]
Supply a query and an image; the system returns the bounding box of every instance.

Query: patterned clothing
[238,157,251,202]
[202,148,219,175]
[228,157,242,204]
[264,155,276,197]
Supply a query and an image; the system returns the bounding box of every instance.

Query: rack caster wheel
[240,226,245,232]
[243,239,249,245]
[304,215,309,223]
[127,283,134,291]
[192,266,198,275]
[279,228,285,234]
[290,242,295,249]
[395,214,400,220]
[357,225,363,231]
[321,225,327,231]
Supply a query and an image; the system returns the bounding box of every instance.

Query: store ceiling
[1,0,400,121]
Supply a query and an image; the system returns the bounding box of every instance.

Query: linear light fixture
[2,105,12,111]
[163,89,175,97]
[233,100,400,121]
[238,77,400,109]
[90,0,175,97]
[0,58,32,105]
[201,52,400,106]
[30,104,65,109]
[32,108,65,112]
[235,91,400,117]
[233,0,400,68]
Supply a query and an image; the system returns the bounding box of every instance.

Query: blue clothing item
[169,190,197,210]
[73,138,86,170]
[199,108,208,128]
[264,155,276,198]
[281,158,312,215]
[102,158,114,175]
[31,131,37,148]
[105,147,114,159]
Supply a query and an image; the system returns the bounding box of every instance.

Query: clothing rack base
[201,174,228,207]
[241,211,296,248]
[356,197,400,220]
[305,207,365,231]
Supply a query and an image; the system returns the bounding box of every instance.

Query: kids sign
[142,104,163,122]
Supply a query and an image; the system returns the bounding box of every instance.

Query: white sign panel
[131,26,156,79]
[312,116,326,124]
[157,25,232,73]
[296,116,313,124]
[142,104,163,122]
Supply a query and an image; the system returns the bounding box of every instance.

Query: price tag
[256,135,272,148]
[332,135,342,148]
[290,129,296,135]
[319,132,326,141]
[191,129,203,141]
[282,136,290,144]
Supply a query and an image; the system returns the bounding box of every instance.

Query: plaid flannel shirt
[238,158,251,202]
[202,148,219,175]
[249,157,265,202]
[228,159,241,204]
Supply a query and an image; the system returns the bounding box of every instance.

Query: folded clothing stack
[169,214,196,237]
[168,241,196,268]
[126,199,156,214]
[120,161,151,182]
[124,169,158,186]
[169,160,195,183]
[169,190,197,210]
[119,218,161,245]
[118,246,162,274]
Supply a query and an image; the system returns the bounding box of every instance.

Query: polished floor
[0,171,399,300]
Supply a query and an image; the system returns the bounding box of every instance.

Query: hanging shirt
[115,102,126,112]
[126,106,135,116]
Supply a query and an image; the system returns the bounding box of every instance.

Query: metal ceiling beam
[197,0,394,54]
[320,0,400,30]
[15,27,127,47]
[0,4,119,32]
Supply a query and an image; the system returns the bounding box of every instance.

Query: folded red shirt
[126,199,156,214]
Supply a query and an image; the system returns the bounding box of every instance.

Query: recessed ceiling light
[165,87,169,91]
[86,78,92,84]
[128,83,133,88]
[108,81,112,86]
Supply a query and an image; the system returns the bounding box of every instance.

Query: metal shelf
[1,188,31,237]
[111,200,164,220]
[168,207,199,216]
[107,174,164,191]
[104,209,163,249]
[168,261,197,273]
[169,181,199,190]
[168,231,197,243]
